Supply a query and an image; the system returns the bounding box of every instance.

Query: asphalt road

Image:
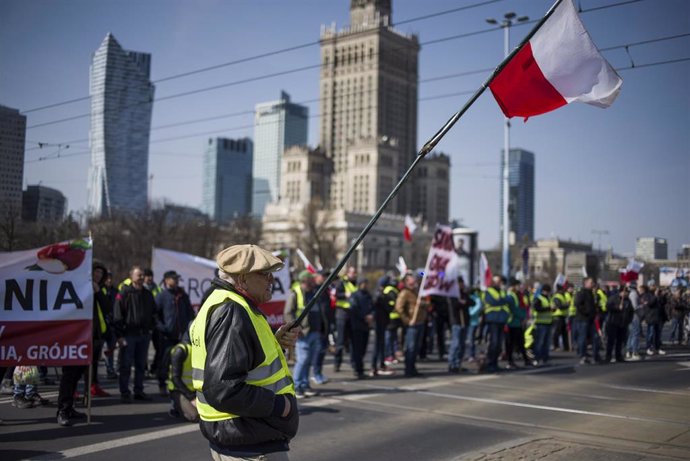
[2,344,689,461]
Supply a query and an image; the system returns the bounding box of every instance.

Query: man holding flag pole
[289,0,622,357]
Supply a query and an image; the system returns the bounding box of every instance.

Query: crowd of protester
[3,259,689,424]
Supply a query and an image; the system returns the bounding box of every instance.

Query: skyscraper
[87,33,154,217]
[203,137,253,222]
[500,148,535,244]
[635,237,668,261]
[320,0,419,215]
[0,104,26,218]
[22,185,67,222]
[252,91,308,217]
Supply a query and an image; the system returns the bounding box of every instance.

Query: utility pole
[486,12,529,278]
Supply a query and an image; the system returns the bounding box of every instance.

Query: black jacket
[606,294,633,327]
[349,289,374,332]
[200,279,298,454]
[449,290,475,327]
[93,287,112,341]
[113,284,156,337]
[641,292,661,325]
[155,287,195,341]
[574,289,596,321]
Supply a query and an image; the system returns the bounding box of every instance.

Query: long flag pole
[290,0,564,328]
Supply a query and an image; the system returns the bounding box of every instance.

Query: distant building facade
[0,104,26,218]
[252,92,308,217]
[413,153,450,226]
[203,137,253,222]
[87,33,154,217]
[527,238,599,286]
[500,148,535,245]
[22,185,67,222]
[635,237,668,261]
[320,0,424,218]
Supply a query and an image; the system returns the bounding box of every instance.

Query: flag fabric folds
[489,0,622,120]
[479,252,492,290]
[403,215,417,242]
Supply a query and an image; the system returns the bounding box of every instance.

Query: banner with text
[0,238,93,366]
[152,248,290,328]
[419,225,460,298]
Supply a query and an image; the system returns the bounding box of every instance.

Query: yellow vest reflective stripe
[384,286,400,319]
[566,292,576,317]
[118,278,131,291]
[335,279,357,309]
[95,287,107,334]
[597,289,608,313]
[484,287,510,315]
[167,343,194,392]
[552,293,567,317]
[190,288,295,422]
[151,285,161,297]
[294,285,305,318]
[534,295,553,324]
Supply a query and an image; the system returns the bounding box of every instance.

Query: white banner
[152,248,290,327]
[419,225,460,298]
[0,238,93,365]
[659,267,689,287]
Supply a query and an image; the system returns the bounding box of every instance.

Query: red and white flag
[620,258,644,283]
[479,252,493,291]
[403,215,417,242]
[489,0,622,120]
[296,248,317,274]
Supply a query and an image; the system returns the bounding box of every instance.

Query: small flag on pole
[479,252,492,290]
[489,0,622,120]
[403,215,417,242]
[296,248,317,274]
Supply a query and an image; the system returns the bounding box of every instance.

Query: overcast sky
[1,0,688,256]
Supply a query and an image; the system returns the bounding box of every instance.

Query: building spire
[350,0,391,28]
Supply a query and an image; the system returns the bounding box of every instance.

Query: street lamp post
[486,12,529,279]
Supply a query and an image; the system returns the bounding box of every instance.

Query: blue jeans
[313,336,328,380]
[669,318,683,343]
[448,324,467,368]
[646,323,661,351]
[466,325,478,359]
[13,383,36,398]
[119,334,150,395]
[627,315,641,354]
[404,325,424,375]
[293,332,322,390]
[574,319,600,359]
[534,324,551,363]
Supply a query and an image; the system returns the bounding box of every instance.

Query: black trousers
[552,316,569,351]
[435,313,450,359]
[334,311,352,369]
[505,326,528,364]
[87,340,104,384]
[371,323,386,370]
[350,329,369,375]
[606,323,626,361]
[58,365,87,412]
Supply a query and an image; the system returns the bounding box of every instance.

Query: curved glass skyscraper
[88,33,154,216]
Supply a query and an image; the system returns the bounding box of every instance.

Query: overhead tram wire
[22,0,647,130]
[24,53,690,166]
[21,0,506,115]
[25,26,688,153]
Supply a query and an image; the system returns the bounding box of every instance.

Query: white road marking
[27,424,200,460]
[604,384,690,396]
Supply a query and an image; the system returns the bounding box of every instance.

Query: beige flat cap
[216,244,284,275]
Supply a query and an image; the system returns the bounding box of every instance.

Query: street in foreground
[1,348,689,461]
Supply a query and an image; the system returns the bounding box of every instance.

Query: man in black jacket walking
[155,270,194,395]
[574,277,601,364]
[113,266,156,402]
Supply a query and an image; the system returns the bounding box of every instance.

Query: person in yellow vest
[565,284,576,351]
[167,331,199,422]
[333,266,358,372]
[190,244,299,460]
[483,275,511,373]
[532,283,553,366]
[551,284,569,352]
[284,271,323,398]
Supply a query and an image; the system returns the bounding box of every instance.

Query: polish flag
[479,252,492,291]
[620,258,644,283]
[489,0,622,120]
[403,215,417,242]
[295,248,317,274]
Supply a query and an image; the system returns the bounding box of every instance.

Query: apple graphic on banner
[27,239,90,273]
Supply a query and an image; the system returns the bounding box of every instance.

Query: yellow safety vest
[566,291,576,317]
[384,286,400,320]
[596,288,608,313]
[167,343,194,393]
[293,285,306,318]
[484,287,510,315]
[118,278,131,291]
[533,295,553,325]
[335,278,357,309]
[95,288,107,334]
[552,293,567,317]
[189,288,294,422]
